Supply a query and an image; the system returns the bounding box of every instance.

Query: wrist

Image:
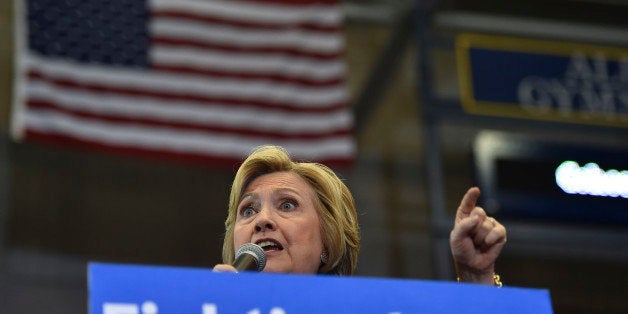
[456,272,502,287]
[454,263,501,286]
[456,271,494,285]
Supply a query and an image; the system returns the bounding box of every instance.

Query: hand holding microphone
[213,243,266,273]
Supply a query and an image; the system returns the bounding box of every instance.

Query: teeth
[258,241,274,248]
[257,240,280,249]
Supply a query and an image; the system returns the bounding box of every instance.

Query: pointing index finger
[456,187,481,222]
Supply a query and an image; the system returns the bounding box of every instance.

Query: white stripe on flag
[25,55,348,108]
[150,19,343,53]
[150,0,342,26]
[150,46,346,80]
[23,109,355,159]
[26,81,353,133]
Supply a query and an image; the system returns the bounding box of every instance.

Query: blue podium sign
[89,263,553,314]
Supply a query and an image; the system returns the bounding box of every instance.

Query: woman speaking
[213,145,507,286]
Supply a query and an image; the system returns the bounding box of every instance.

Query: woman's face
[233,171,324,274]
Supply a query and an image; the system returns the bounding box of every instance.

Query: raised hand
[450,187,507,285]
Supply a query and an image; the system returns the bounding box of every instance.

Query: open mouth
[255,239,284,252]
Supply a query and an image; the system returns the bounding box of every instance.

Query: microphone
[233,243,266,272]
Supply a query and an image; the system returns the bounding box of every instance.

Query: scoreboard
[474,131,628,225]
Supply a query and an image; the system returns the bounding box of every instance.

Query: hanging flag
[12,0,354,167]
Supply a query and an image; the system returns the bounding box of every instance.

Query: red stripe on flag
[234,0,340,6]
[25,130,354,169]
[27,70,346,113]
[27,99,352,140]
[152,63,344,87]
[151,37,342,61]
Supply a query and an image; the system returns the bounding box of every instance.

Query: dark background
[1,1,628,313]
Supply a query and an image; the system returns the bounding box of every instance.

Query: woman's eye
[241,207,256,217]
[280,201,297,211]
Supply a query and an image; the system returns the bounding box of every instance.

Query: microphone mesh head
[235,243,267,272]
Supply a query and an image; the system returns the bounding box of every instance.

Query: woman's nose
[254,207,275,232]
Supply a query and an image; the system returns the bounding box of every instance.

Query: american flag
[12,0,354,167]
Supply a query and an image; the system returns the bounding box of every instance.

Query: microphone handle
[232,253,259,271]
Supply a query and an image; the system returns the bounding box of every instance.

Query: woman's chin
[262,265,288,273]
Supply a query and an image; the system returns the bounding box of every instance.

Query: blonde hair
[221,145,360,275]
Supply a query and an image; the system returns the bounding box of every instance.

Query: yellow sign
[456,33,628,128]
